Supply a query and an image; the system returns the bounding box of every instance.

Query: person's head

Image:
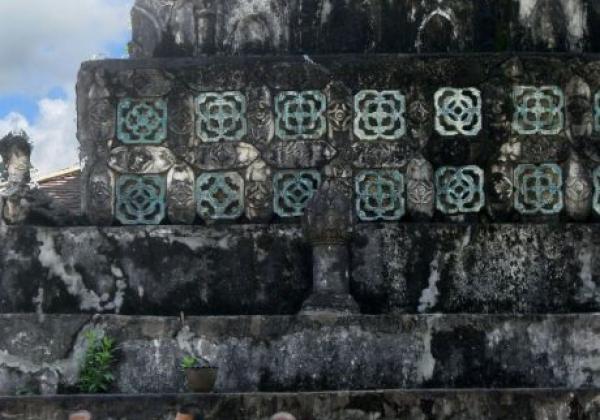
[270,413,296,420]
[69,411,91,420]
[176,405,204,420]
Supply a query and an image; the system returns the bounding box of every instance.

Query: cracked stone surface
[1,224,600,315]
[0,314,599,394]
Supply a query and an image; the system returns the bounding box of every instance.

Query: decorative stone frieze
[77,55,600,225]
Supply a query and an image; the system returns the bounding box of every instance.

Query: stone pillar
[301,179,359,315]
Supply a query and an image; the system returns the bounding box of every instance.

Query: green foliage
[77,331,116,393]
[181,354,210,370]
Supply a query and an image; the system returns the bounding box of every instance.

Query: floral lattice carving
[594,167,600,216]
[196,92,247,142]
[514,164,564,215]
[117,98,167,144]
[354,91,406,140]
[196,172,244,220]
[355,170,405,221]
[275,91,327,140]
[434,88,482,136]
[273,170,321,217]
[435,166,485,214]
[512,86,564,135]
[115,175,166,225]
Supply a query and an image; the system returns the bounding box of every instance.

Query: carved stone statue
[301,178,359,315]
[0,131,32,225]
[0,131,78,226]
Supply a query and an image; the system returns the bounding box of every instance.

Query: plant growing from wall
[77,331,117,393]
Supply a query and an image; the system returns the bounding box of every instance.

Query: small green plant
[181,355,209,370]
[77,331,116,393]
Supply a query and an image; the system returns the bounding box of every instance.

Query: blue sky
[0,0,132,175]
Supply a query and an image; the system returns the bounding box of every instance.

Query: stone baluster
[301,179,359,315]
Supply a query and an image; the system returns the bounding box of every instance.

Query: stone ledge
[2,389,600,419]
[1,223,599,315]
[1,314,600,394]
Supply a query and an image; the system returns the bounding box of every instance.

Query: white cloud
[0,0,132,95]
[0,98,77,175]
[0,0,132,175]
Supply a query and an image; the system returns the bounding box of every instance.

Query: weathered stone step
[1,314,599,395]
[2,389,600,419]
[1,224,599,315]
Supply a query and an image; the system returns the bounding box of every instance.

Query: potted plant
[181,355,217,393]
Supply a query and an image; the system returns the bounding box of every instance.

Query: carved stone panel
[406,157,434,219]
[167,163,196,224]
[352,140,420,169]
[247,86,275,146]
[512,86,564,135]
[245,160,273,221]
[434,87,482,136]
[117,98,168,144]
[355,170,405,221]
[191,143,259,171]
[435,165,485,214]
[354,90,406,141]
[594,167,600,216]
[514,164,564,215]
[273,170,321,217]
[325,81,353,137]
[115,174,166,225]
[196,92,247,142]
[565,155,592,221]
[86,162,114,225]
[108,146,176,174]
[595,92,600,134]
[264,141,336,169]
[565,76,592,139]
[196,172,245,221]
[275,91,327,140]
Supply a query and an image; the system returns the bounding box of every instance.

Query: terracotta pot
[185,367,218,392]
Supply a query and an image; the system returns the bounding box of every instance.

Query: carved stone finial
[303,178,352,246]
[301,178,359,315]
[0,131,32,225]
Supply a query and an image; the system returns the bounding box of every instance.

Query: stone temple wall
[4,1,600,418]
[78,54,600,226]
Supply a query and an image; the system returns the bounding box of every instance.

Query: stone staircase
[3,0,600,419]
